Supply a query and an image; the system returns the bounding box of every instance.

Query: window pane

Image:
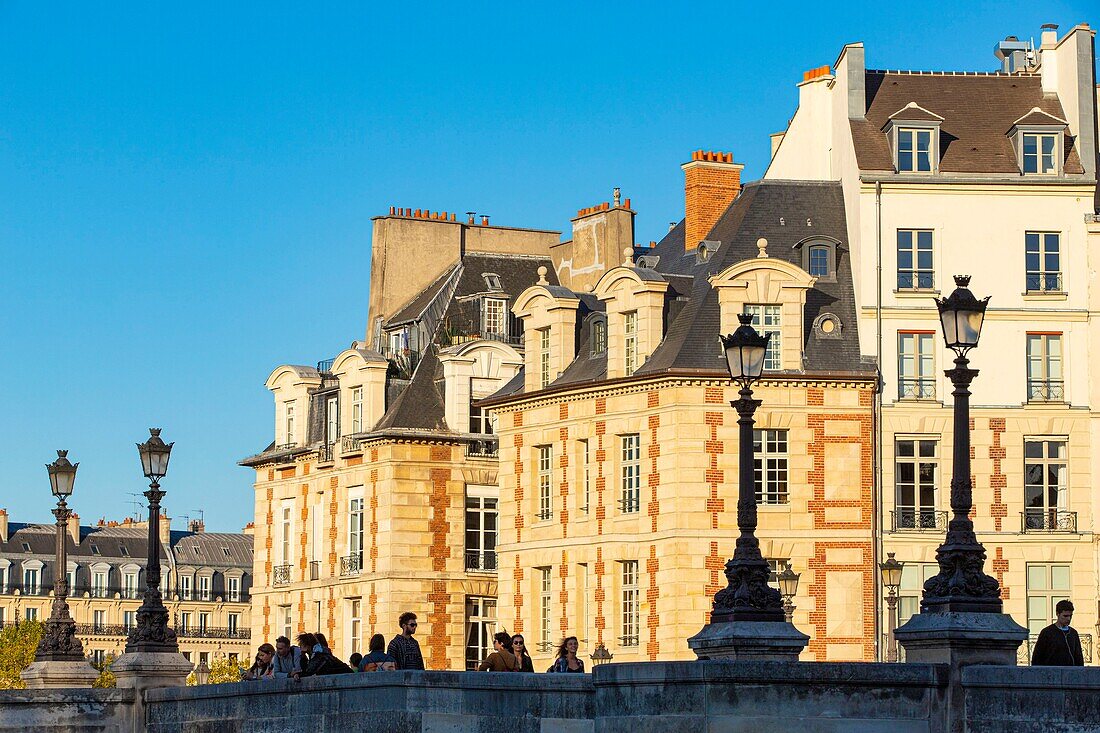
[898,151,913,171]
[1026,564,1047,590]
[1050,565,1070,590]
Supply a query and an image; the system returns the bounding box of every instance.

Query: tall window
[0,567,6,592]
[227,612,239,635]
[537,446,553,520]
[351,387,363,433]
[198,612,209,633]
[349,498,364,567]
[807,244,830,277]
[92,570,108,598]
[898,332,936,399]
[465,596,497,670]
[25,607,37,622]
[1025,232,1061,292]
[898,563,938,626]
[326,395,339,444]
[0,608,4,627]
[123,610,135,631]
[228,576,240,602]
[284,401,296,446]
[745,305,782,370]
[465,488,498,572]
[179,575,192,601]
[483,298,507,338]
[539,328,551,388]
[897,230,934,289]
[578,563,590,645]
[198,575,210,601]
[1024,439,1068,531]
[179,612,190,633]
[620,560,639,647]
[620,434,641,513]
[1026,333,1063,401]
[539,567,552,652]
[280,605,292,641]
[897,127,933,172]
[93,609,106,632]
[349,599,362,654]
[281,506,292,564]
[123,572,138,599]
[592,319,607,355]
[23,567,40,594]
[895,438,939,529]
[1022,133,1058,175]
[1026,564,1071,638]
[469,402,494,434]
[753,429,789,504]
[624,311,639,375]
[579,439,591,514]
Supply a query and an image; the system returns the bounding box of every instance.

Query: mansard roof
[850,71,1085,174]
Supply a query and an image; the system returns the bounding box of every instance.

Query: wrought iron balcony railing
[341,434,364,455]
[535,508,554,521]
[340,554,363,577]
[177,626,252,640]
[618,495,641,514]
[897,271,935,290]
[1025,272,1063,293]
[1021,509,1077,533]
[619,634,640,648]
[1027,379,1064,402]
[317,442,334,463]
[1017,633,1092,664]
[464,550,497,573]
[898,378,936,400]
[465,438,499,459]
[316,358,335,374]
[77,624,128,636]
[272,564,292,586]
[891,508,948,533]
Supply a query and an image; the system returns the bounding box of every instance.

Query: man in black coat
[1031,599,1085,666]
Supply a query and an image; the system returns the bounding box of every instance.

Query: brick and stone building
[0,510,253,667]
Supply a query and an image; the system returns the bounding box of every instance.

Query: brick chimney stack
[68,513,81,546]
[188,519,205,533]
[682,150,743,252]
[159,513,171,547]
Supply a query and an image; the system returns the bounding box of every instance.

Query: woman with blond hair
[548,636,584,673]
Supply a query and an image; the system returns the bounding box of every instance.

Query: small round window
[814,313,842,338]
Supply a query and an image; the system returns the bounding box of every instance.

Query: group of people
[244,611,586,680]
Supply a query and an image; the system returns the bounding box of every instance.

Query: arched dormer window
[588,315,607,356]
[796,238,839,281]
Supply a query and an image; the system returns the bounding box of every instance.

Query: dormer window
[807,245,829,276]
[897,128,934,173]
[796,238,838,281]
[482,297,508,338]
[624,311,639,375]
[696,241,719,264]
[1022,133,1058,174]
[591,318,607,355]
[482,273,502,291]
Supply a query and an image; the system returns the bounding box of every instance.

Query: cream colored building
[0,510,253,668]
[766,24,1100,660]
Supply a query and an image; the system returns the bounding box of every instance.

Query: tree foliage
[92,653,117,688]
[186,656,243,686]
[0,619,43,689]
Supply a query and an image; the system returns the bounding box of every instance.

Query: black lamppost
[922,276,1001,613]
[126,428,179,653]
[34,451,85,661]
[777,566,800,623]
[880,552,904,661]
[709,314,785,623]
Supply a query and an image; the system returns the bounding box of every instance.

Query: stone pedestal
[894,611,1027,667]
[112,652,192,692]
[688,621,809,661]
[20,660,99,689]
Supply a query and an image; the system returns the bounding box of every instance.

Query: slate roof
[851,71,1085,174]
[170,531,254,569]
[385,266,459,327]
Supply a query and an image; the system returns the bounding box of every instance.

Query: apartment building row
[0,510,254,667]
[240,23,1100,668]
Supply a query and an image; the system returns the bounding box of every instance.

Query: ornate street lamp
[590,642,613,666]
[921,276,1001,614]
[879,552,904,661]
[194,660,211,685]
[777,566,800,624]
[34,450,85,661]
[709,314,785,623]
[126,428,179,653]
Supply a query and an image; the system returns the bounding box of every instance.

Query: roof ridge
[867,69,1039,77]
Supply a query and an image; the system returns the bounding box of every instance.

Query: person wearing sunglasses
[387,612,425,670]
[510,634,534,672]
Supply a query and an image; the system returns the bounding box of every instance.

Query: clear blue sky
[1,2,1094,532]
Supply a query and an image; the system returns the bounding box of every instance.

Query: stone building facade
[0,510,253,667]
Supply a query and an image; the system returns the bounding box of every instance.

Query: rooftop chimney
[994,35,1032,73]
[0,509,7,543]
[1040,23,1059,47]
[159,513,171,547]
[682,150,743,252]
[68,513,81,546]
[481,215,490,226]
[188,519,205,533]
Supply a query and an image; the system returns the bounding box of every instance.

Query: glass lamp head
[721,313,771,386]
[880,552,905,592]
[777,565,800,600]
[46,450,78,499]
[935,276,989,354]
[590,642,613,666]
[137,428,173,481]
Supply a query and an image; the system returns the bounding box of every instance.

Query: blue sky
[0,2,1094,532]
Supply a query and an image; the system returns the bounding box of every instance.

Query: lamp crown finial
[737,313,753,326]
[149,428,161,437]
[56,450,67,458]
[953,275,972,288]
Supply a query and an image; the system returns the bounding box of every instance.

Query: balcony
[1018,633,1092,664]
[177,626,252,640]
[1021,509,1077,533]
[317,442,334,464]
[340,554,363,577]
[316,358,335,374]
[1025,272,1063,293]
[898,378,936,400]
[618,495,641,514]
[464,550,497,573]
[465,438,499,459]
[1027,379,1064,402]
[77,624,128,636]
[897,271,935,290]
[341,434,364,456]
[272,564,292,586]
[618,634,640,648]
[891,508,948,533]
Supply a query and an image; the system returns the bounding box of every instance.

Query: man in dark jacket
[1031,600,1085,666]
[387,612,425,670]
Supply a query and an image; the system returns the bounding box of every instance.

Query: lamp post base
[113,651,192,691]
[894,611,1027,668]
[688,620,809,661]
[20,660,98,689]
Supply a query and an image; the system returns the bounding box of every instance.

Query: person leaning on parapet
[1031,599,1085,666]
[270,636,302,679]
[547,636,585,673]
[243,643,275,680]
[387,612,426,670]
[511,633,534,673]
[478,631,521,672]
[359,634,397,671]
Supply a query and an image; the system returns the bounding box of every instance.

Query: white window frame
[1021,132,1059,175]
[537,445,553,521]
[465,596,497,671]
[198,574,211,601]
[349,598,362,655]
[539,567,552,651]
[123,610,135,631]
[753,428,789,505]
[179,611,190,633]
[745,304,782,371]
[284,401,296,446]
[179,575,192,601]
[539,328,551,388]
[1024,438,1069,530]
[92,570,108,598]
[227,612,239,635]
[465,485,497,572]
[348,497,365,567]
[22,566,41,595]
[579,439,591,514]
[1025,232,1061,293]
[281,605,293,641]
[898,562,938,626]
[281,505,293,565]
[1026,333,1063,402]
[198,612,209,633]
[896,229,934,290]
[894,437,940,530]
[898,331,936,400]
[482,297,508,338]
[1026,563,1071,637]
[624,311,639,375]
[93,609,106,632]
[123,571,138,599]
[351,386,363,433]
[228,575,241,602]
[620,560,639,647]
[620,434,641,513]
[326,395,339,444]
[25,607,38,622]
[896,126,935,173]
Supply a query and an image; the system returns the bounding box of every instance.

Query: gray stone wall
[963,666,1100,733]
[0,688,136,733]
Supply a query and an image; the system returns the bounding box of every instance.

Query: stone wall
[963,665,1100,733]
[0,687,136,732]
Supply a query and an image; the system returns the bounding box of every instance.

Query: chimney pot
[624,197,631,209]
[682,150,742,252]
[481,215,490,225]
[389,206,396,215]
